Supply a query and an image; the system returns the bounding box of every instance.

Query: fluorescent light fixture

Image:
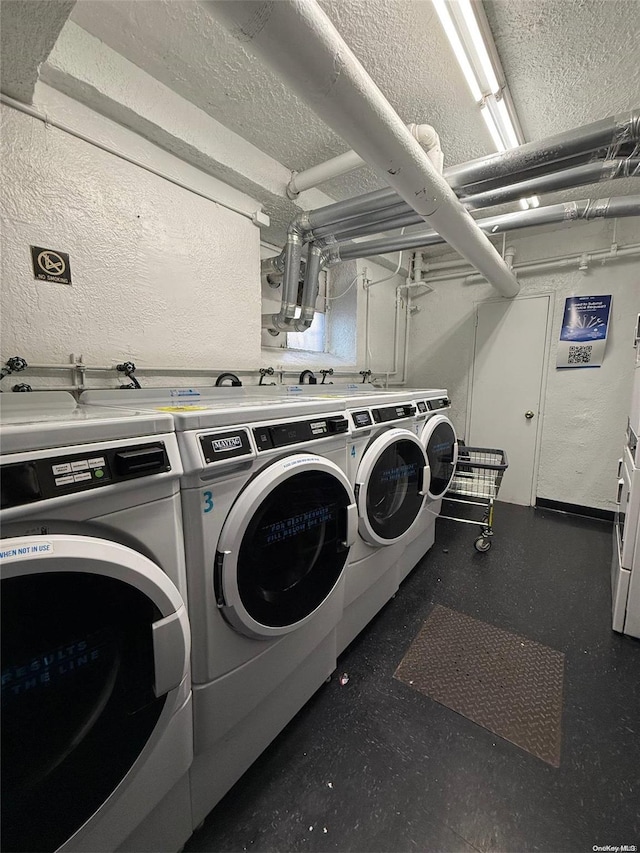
[434,0,539,212]
[432,0,482,102]
[458,0,500,94]
[494,96,520,149]
[480,104,505,152]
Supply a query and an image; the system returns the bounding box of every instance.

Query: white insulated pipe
[287,122,444,197]
[202,0,520,299]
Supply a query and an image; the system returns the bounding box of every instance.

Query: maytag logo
[213,436,243,452]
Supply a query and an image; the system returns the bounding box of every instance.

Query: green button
[94,469,105,478]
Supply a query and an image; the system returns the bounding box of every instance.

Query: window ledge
[260,348,357,371]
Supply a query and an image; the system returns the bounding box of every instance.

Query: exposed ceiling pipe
[263,155,638,333]
[426,243,640,286]
[266,195,640,336]
[282,109,640,234]
[312,158,640,243]
[204,0,520,299]
[447,109,640,192]
[333,196,640,261]
[287,123,444,197]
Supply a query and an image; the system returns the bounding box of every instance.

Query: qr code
[568,345,593,364]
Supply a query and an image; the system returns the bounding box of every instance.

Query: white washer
[81,389,356,828]
[612,421,640,639]
[396,391,458,583]
[0,393,192,853]
[338,394,431,653]
[242,385,445,652]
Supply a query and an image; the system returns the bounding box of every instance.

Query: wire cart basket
[440,446,509,552]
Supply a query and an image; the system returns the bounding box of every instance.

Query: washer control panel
[253,415,348,451]
[371,403,416,424]
[1,443,169,509]
[425,397,451,411]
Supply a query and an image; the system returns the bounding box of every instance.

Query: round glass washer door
[1,535,189,853]
[420,414,458,499]
[215,454,357,639]
[356,428,430,546]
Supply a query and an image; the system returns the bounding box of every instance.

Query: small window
[286,312,326,353]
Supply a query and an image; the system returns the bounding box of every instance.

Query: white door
[468,295,550,505]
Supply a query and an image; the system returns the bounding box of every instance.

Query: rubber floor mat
[394,605,564,766]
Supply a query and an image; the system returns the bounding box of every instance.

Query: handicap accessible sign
[556,295,612,368]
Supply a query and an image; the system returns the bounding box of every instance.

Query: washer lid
[356,429,429,546]
[0,535,190,853]
[420,415,458,499]
[216,454,357,639]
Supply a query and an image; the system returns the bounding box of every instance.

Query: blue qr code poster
[556,295,612,368]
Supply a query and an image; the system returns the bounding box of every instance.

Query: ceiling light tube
[432,0,483,102]
[494,96,520,149]
[528,196,540,208]
[458,0,501,95]
[519,198,530,210]
[480,104,506,152]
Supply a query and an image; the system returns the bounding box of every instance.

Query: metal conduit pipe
[447,109,640,191]
[464,157,640,209]
[307,187,401,229]
[205,0,520,299]
[279,110,640,243]
[333,196,640,261]
[316,157,640,242]
[263,143,639,278]
[295,243,324,331]
[269,213,310,330]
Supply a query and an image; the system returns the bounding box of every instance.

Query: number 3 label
[203,491,214,513]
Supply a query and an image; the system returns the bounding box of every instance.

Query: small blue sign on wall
[557,295,612,368]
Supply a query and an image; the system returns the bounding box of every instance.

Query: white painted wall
[406,219,640,510]
[356,259,407,382]
[1,87,264,388]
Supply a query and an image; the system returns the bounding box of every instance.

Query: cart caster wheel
[474,537,492,552]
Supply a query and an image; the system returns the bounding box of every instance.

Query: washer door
[0,536,189,853]
[420,414,458,500]
[215,454,357,639]
[356,429,430,546]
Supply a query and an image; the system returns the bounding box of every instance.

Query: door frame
[465,292,554,506]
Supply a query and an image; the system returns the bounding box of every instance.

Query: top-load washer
[396,390,458,583]
[0,393,192,853]
[81,388,356,828]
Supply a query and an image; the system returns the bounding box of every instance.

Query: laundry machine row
[164,383,459,655]
[80,389,358,828]
[0,384,457,852]
[0,393,192,853]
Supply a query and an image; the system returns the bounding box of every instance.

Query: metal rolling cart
[441,445,509,552]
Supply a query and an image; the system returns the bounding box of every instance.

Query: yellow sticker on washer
[156,405,209,412]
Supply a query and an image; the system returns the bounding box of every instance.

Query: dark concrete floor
[186,504,640,853]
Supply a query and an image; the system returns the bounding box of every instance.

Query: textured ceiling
[68,0,639,214]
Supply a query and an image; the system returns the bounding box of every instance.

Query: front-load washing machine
[80,389,356,828]
[396,390,458,583]
[245,385,435,653]
[337,394,431,654]
[0,393,192,853]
